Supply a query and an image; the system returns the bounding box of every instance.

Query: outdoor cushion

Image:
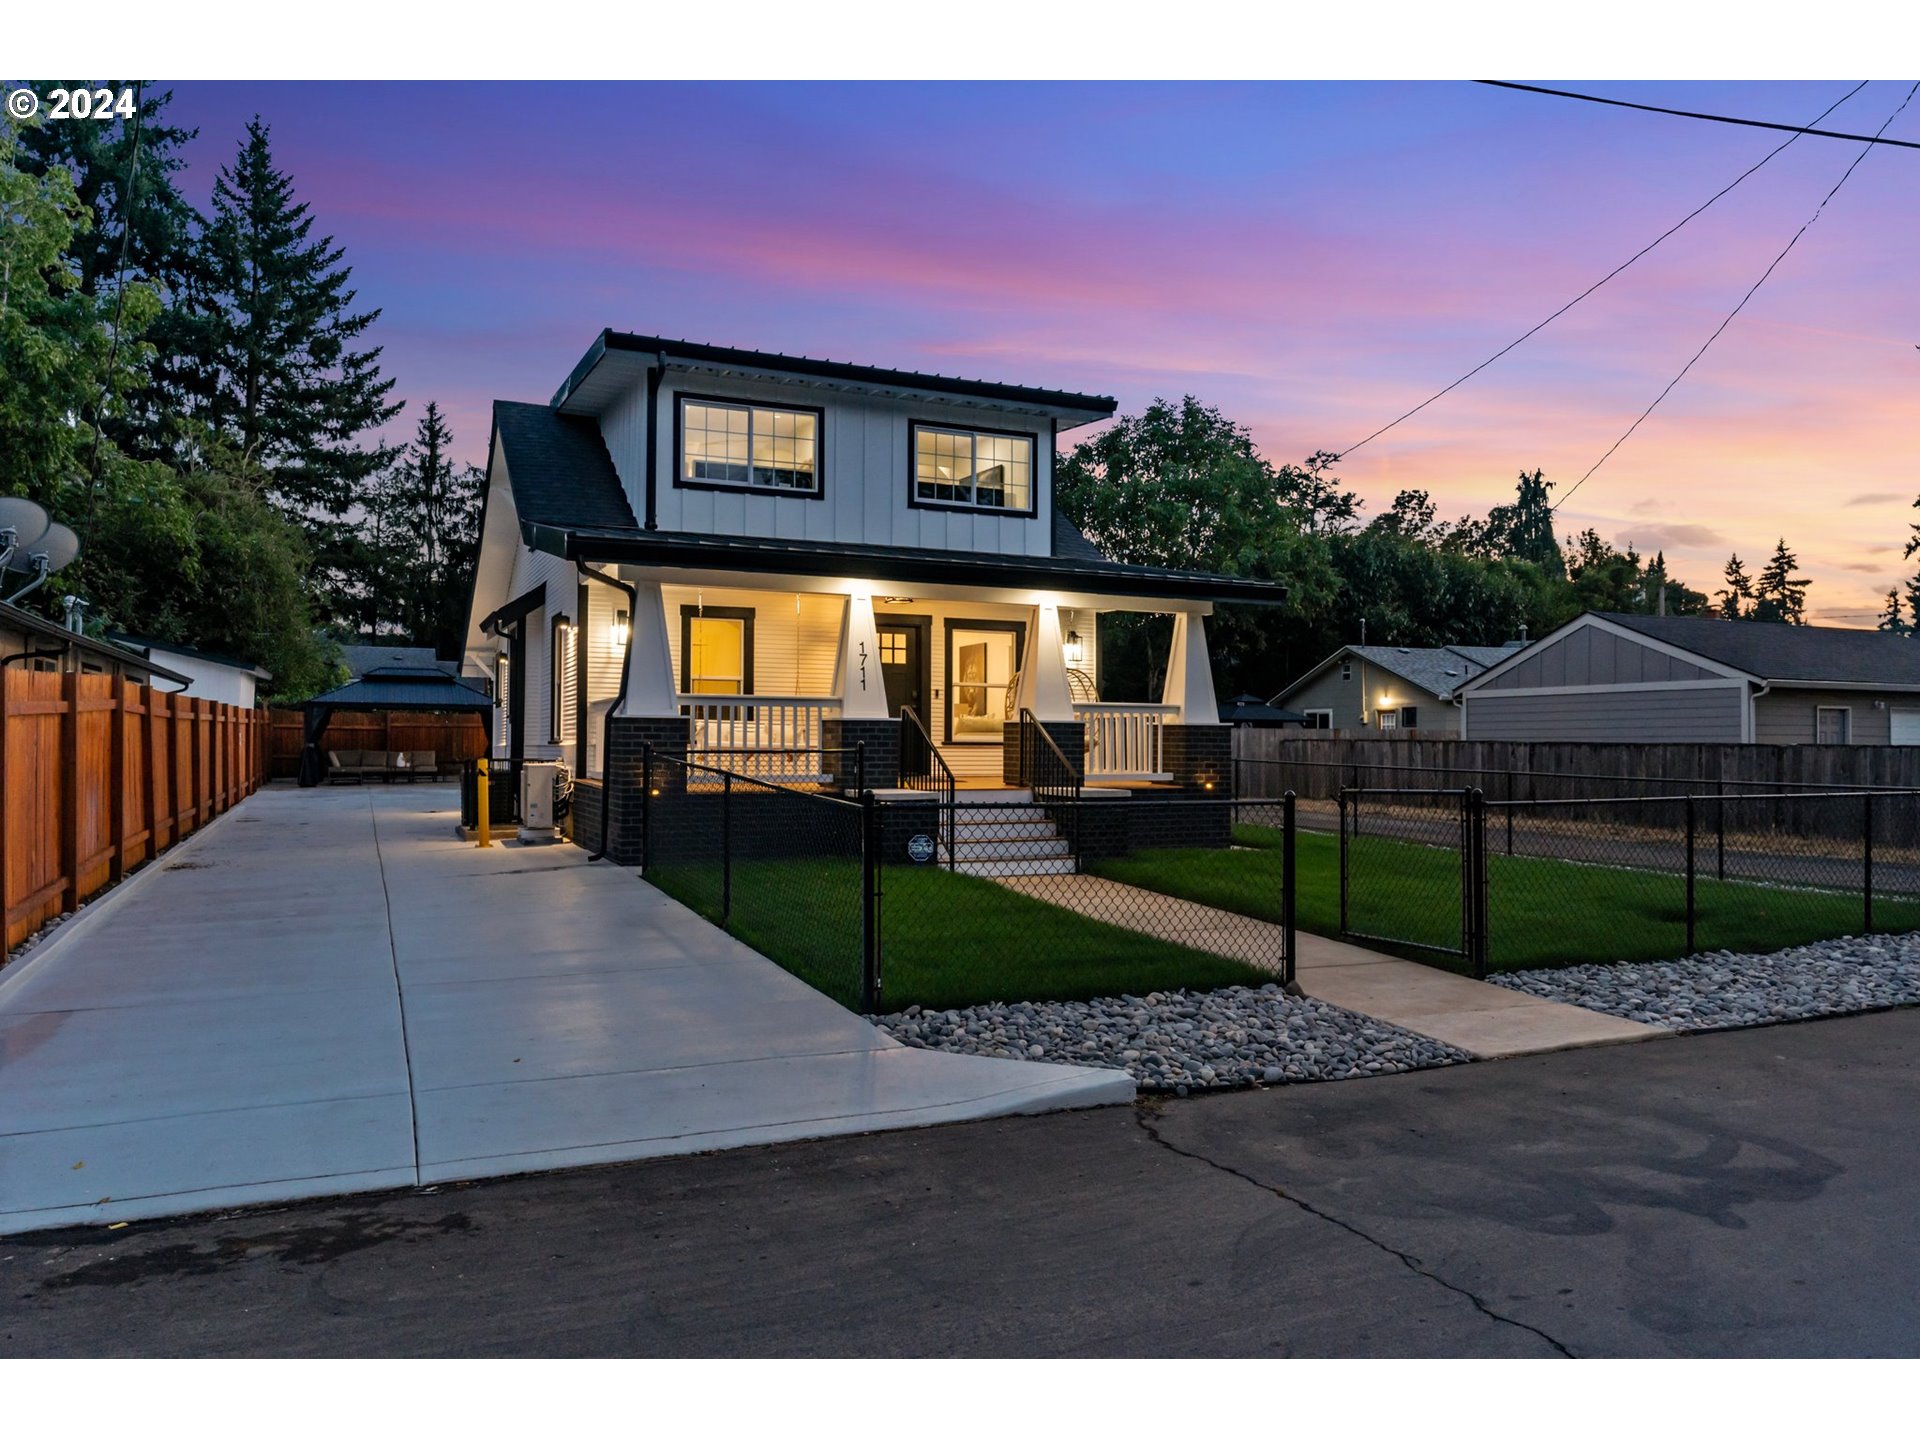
[406,750,436,771]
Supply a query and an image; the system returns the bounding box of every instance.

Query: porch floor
[0,785,1131,1236]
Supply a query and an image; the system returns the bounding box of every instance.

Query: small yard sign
[906,833,935,864]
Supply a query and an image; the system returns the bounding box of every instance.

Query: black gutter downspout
[643,357,665,531]
[579,562,637,861]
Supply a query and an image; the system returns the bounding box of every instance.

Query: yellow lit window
[687,617,745,695]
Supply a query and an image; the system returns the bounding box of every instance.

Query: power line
[1335,81,1869,459]
[1554,80,1920,514]
[1478,80,1920,152]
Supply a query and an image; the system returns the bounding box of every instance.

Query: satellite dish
[29,523,80,575]
[0,498,50,568]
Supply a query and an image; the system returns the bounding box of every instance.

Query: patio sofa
[326,749,439,783]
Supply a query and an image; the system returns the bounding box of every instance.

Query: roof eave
[552,526,1286,606]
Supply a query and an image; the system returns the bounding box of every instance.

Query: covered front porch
[603,574,1227,792]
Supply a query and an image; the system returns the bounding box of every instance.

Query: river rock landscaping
[873,983,1470,1092]
[1490,932,1920,1032]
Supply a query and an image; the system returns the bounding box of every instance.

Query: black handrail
[1021,710,1083,873]
[898,705,956,868]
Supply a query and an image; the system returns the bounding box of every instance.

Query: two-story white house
[462,331,1286,860]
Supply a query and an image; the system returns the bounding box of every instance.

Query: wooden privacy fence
[1233,733,1920,798]
[1,669,265,951]
[266,708,489,779]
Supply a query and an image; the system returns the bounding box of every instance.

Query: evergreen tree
[361,402,486,652]
[1482,469,1565,578]
[1878,589,1909,634]
[178,117,401,623]
[1752,538,1811,624]
[1718,555,1753,620]
[14,84,201,462]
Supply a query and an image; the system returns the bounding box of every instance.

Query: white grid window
[914,425,1033,512]
[681,399,819,493]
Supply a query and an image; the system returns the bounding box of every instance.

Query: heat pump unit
[520,761,560,835]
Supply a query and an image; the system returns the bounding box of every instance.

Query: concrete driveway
[0,786,1127,1235]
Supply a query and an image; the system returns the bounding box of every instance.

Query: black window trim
[679,604,756,695]
[672,391,827,502]
[907,419,1040,519]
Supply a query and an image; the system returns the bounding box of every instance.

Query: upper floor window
[678,396,821,496]
[911,423,1035,515]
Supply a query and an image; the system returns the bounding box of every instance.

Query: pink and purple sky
[161,80,1919,624]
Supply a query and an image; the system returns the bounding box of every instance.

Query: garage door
[1892,710,1920,746]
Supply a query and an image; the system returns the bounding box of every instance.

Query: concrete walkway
[0,786,1129,1236]
[997,873,1660,1058]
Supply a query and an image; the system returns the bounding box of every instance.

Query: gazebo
[297,666,495,786]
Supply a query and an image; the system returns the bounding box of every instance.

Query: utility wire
[1335,81,1868,460]
[1554,80,1920,513]
[1478,80,1920,152]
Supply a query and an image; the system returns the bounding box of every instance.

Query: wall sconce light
[612,609,631,648]
[1064,629,1084,666]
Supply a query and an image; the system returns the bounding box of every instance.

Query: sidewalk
[0,786,1130,1236]
[996,872,1660,1058]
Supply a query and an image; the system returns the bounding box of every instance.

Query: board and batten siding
[596,372,1054,559]
[1475,624,1719,690]
[501,544,579,763]
[1465,684,1747,743]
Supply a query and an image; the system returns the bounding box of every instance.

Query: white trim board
[1461,678,1749,700]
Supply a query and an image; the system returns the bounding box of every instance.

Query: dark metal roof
[1600,612,1920,685]
[1220,696,1306,725]
[339,644,456,680]
[493,400,637,532]
[554,329,1118,420]
[530,523,1287,606]
[305,669,494,711]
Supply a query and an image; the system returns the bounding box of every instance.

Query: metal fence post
[1281,790,1297,988]
[641,743,654,874]
[721,771,733,923]
[856,740,866,799]
[1863,790,1875,934]
[860,789,881,1013]
[1716,777,1726,881]
[1337,790,1350,936]
[1685,794,1697,956]
[1466,788,1488,979]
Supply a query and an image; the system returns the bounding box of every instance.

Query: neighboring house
[462,330,1284,849]
[106,633,272,708]
[1272,642,1523,736]
[340,644,461,682]
[1,603,190,689]
[1460,611,1920,744]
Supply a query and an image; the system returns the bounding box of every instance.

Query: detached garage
[1460,612,1920,746]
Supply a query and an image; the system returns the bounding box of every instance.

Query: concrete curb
[0,801,249,1008]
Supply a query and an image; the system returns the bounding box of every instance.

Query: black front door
[879,618,931,773]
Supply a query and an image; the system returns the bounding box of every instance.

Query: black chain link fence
[1334,784,1920,977]
[631,742,1297,1013]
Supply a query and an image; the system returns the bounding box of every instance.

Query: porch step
[947,836,1072,861]
[952,819,1055,840]
[950,855,1078,877]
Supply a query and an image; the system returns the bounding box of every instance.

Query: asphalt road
[5,1009,1918,1357]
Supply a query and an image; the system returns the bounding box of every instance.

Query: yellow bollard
[476,757,492,848]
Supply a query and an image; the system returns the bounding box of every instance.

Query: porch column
[1160,610,1230,801]
[1160,611,1221,723]
[823,593,896,791]
[837,593,890,720]
[1015,604,1076,721]
[615,579,679,717]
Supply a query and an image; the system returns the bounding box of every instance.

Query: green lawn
[648,857,1268,1011]
[1090,825,1920,974]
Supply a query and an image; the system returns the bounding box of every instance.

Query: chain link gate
[1338,787,1487,976]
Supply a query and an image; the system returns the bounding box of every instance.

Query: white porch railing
[679,695,842,782]
[1076,702,1177,781]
